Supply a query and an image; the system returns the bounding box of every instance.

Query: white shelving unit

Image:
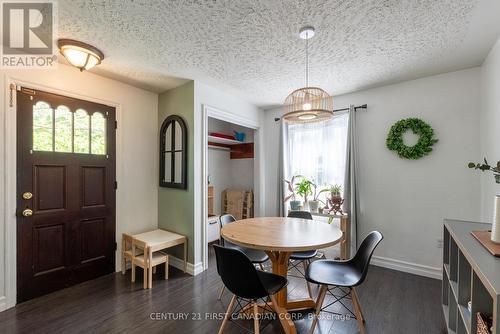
[443,219,500,334]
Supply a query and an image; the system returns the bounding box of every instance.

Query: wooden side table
[131,229,187,288]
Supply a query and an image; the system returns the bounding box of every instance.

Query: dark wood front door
[16,87,116,302]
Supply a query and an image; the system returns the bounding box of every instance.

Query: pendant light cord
[305,31,309,87]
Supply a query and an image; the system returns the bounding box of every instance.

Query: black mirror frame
[159,115,187,189]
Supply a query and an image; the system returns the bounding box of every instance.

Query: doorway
[201,105,261,270]
[16,87,116,302]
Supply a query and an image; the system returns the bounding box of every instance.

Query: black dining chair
[213,245,287,334]
[305,231,383,334]
[217,214,269,300]
[287,210,317,298]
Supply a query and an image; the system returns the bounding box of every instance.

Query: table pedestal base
[261,251,317,334]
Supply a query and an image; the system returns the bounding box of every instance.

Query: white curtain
[284,112,349,203]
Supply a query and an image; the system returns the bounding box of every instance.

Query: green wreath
[386,118,438,159]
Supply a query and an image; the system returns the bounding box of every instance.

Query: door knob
[22,208,33,217]
[22,192,33,200]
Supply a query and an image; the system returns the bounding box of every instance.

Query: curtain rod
[274,104,367,122]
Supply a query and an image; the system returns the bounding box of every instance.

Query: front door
[16,87,116,302]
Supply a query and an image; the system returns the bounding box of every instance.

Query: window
[32,101,106,155]
[54,106,73,152]
[74,109,90,154]
[160,115,187,189]
[91,112,106,155]
[33,101,53,151]
[285,113,348,201]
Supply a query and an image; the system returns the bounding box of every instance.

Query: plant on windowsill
[294,177,314,211]
[309,183,326,213]
[284,175,302,211]
[323,184,344,215]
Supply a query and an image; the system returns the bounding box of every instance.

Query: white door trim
[2,76,123,311]
[200,104,263,271]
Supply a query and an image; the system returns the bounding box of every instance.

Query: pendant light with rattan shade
[282,27,333,123]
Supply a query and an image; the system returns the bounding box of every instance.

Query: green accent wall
[158,81,195,263]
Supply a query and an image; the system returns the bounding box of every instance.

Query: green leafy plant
[468,158,500,184]
[320,184,342,197]
[386,118,438,160]
[295,177,314,202]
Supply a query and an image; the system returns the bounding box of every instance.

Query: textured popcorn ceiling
[58,0,500,107]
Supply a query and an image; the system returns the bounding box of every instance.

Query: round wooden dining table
[220,217,343,334]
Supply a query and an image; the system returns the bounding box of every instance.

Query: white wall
[193,81,263,266]
[208,149,232,215]
[480,36,500,220]
[0,64,158,311]
[208,117,254,215]
[263,68,482,278]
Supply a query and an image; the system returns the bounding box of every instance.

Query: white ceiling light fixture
[282,26,333,123]
[58,39,104,71]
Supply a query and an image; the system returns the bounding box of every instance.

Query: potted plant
[468,159,500,184]
[295,177,314,210]
[469,158,500,244]
[328,184,342,198]
[284,175,302,210]
[309,183,325,213]
[323,184,345,215]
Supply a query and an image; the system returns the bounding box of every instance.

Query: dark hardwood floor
[0,248,445,334]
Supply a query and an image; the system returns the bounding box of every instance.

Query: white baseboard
[371,256,442,280]
[0,296,7,312]
[168,256,204,276]
[121,256,205,276]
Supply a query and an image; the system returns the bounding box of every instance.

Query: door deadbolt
[22,192,33,200]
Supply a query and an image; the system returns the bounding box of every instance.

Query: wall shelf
[443,220,500,334]
[208,144,230,151]
[208,135,242,145]
[207,139,254,159]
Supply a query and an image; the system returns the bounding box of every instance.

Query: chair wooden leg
[253,301,260,334]
[352,287,365,323]
[218,294,237,334]
[218,285,226,300]
[270,294,295,334]
[131,262,136,282]
[143,266,148,289]
[184,241,187,273]
[308,285,328,334]
[165,257,169,280]
[258,263,264,271]
[351,288,365,334]
[121,256,126,274]
[303,260,313,298]
[148,265,153,289]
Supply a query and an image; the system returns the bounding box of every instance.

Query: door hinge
[9,83,17,107]
[114,181,117,190]
[114,120,117,129]
[114,242,117,251]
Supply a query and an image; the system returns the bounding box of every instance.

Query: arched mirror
[160,115,187,189]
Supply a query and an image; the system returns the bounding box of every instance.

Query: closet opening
[204,116,256,268]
